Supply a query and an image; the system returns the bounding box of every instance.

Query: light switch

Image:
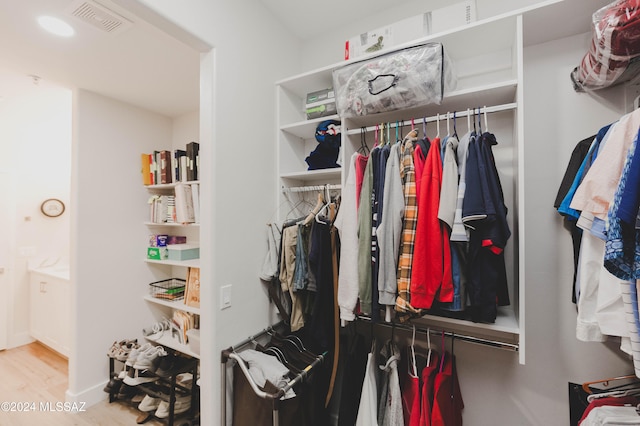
[220,285,232,310]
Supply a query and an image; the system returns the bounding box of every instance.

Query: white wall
[71,0,300,421]
[299,0,549,70]
[0,80,71,349]
[70,89,173,405]
[172,109,199,148]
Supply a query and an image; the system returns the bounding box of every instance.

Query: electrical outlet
[220,285,232,310]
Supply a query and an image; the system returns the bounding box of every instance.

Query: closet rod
[282,184,342,193]
[346,102,517,135]
[357,316,519,352]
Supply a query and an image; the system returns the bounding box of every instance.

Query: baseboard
[8,332,34,349]
[65,380,109,408]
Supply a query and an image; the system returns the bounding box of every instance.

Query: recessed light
[37,16,75,37]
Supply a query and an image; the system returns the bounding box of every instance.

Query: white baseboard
[65,380,109,408]
[8,332,34,349]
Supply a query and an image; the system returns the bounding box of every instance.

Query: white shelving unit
[143,180,201,361]
[276,12,526,363]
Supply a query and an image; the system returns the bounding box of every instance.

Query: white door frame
[0,170,15,351]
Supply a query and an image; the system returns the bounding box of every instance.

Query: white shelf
[144,295,201,316]
[280,168,341,181]
[144,180,200,190]
[415,308,520,336]
[145,258,200,268]
[144,222,200,227]
[145,332,200,359]
[280,114,340,139]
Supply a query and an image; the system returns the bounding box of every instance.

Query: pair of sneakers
[138,393,191,418]
[107,339,138,361]
[123,345,168,386]
[142,318,173,341]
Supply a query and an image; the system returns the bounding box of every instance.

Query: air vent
[67,0,133,35]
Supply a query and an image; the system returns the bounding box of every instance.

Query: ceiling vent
[67,0,133,35]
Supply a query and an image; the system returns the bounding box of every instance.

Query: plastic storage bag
[571,0,640,91]
[332,43,456,118]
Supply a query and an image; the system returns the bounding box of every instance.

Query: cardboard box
[306,88,334,105]
[167,244,200,261]
[344,1,476,60]
[306,101,337,120]
[149,234,168,247]
[147,246,168,260]
[187,328,200,355]
[167,235,187,245]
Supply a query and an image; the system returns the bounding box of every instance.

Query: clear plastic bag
[332,43,457,118]
[571,0,640,91]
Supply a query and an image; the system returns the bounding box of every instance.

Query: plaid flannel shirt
[395,135,422,316]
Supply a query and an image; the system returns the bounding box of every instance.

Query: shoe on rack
[116,383,138,400]
[154,394,191,419]
[134,346,167,371]
[126,343,153,367]
[103,375,123,394]
[115,341,140,362]
[107,339,137,359]
[143,319,172,341]
[123,368,158,386]
[138,393,162,412]
[154,352,183,378]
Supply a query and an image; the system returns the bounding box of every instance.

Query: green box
[167,244,200,261]
[147,246,168,260]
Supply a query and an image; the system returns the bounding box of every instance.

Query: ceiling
[0,0,423,117]
[0,0,200,118]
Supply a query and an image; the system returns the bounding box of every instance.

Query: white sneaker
[138,394,161,412]
[133,346,167,370]
[122,368,157,386]
[154,394,191,418]
[126,343,153,367]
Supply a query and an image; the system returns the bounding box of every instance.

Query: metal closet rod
[357,315,519,352]
[282,184,342,193]
[345,102,518,135]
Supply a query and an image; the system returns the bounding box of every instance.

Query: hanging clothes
[358,151,375,315]
[450,131,473,242]
[396,132,423,316]
[280,223,305,331]
[356,341,379,426]
[411,136,453,309]
[462,132,510,323]
[377,340,404,426]
[418,352,440,426]
[400,358,421,426]
[430,351,464,426]
[336,153,361,322]
[377,142,404,307]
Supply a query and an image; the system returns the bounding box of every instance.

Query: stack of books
[141,141,200,185]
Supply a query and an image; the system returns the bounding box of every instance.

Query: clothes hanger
[359,127,370,155]
[467,108,471,133]
[477,106,482,134]
[422,116,427,139]
[374,124,379,147]
[453,111,458,138]
[436,113,440,138]
[446,112,451,137]
[582,374,639,394]
[426,327,432,367]
[484,105,489,133]
[300,191,324,226]
[408,325,418,378]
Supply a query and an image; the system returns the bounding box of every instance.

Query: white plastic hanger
[426,327,433,367]
[466,108,471,133]
[446,112,451,136]
[436,113,440,138]
[484,105,489,132]
[408,325,418,378]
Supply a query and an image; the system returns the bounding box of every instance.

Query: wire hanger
[359,127,370,155]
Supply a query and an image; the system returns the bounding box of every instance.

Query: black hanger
[359,127,370,155]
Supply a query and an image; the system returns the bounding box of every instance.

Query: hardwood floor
[0,343,175,426]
